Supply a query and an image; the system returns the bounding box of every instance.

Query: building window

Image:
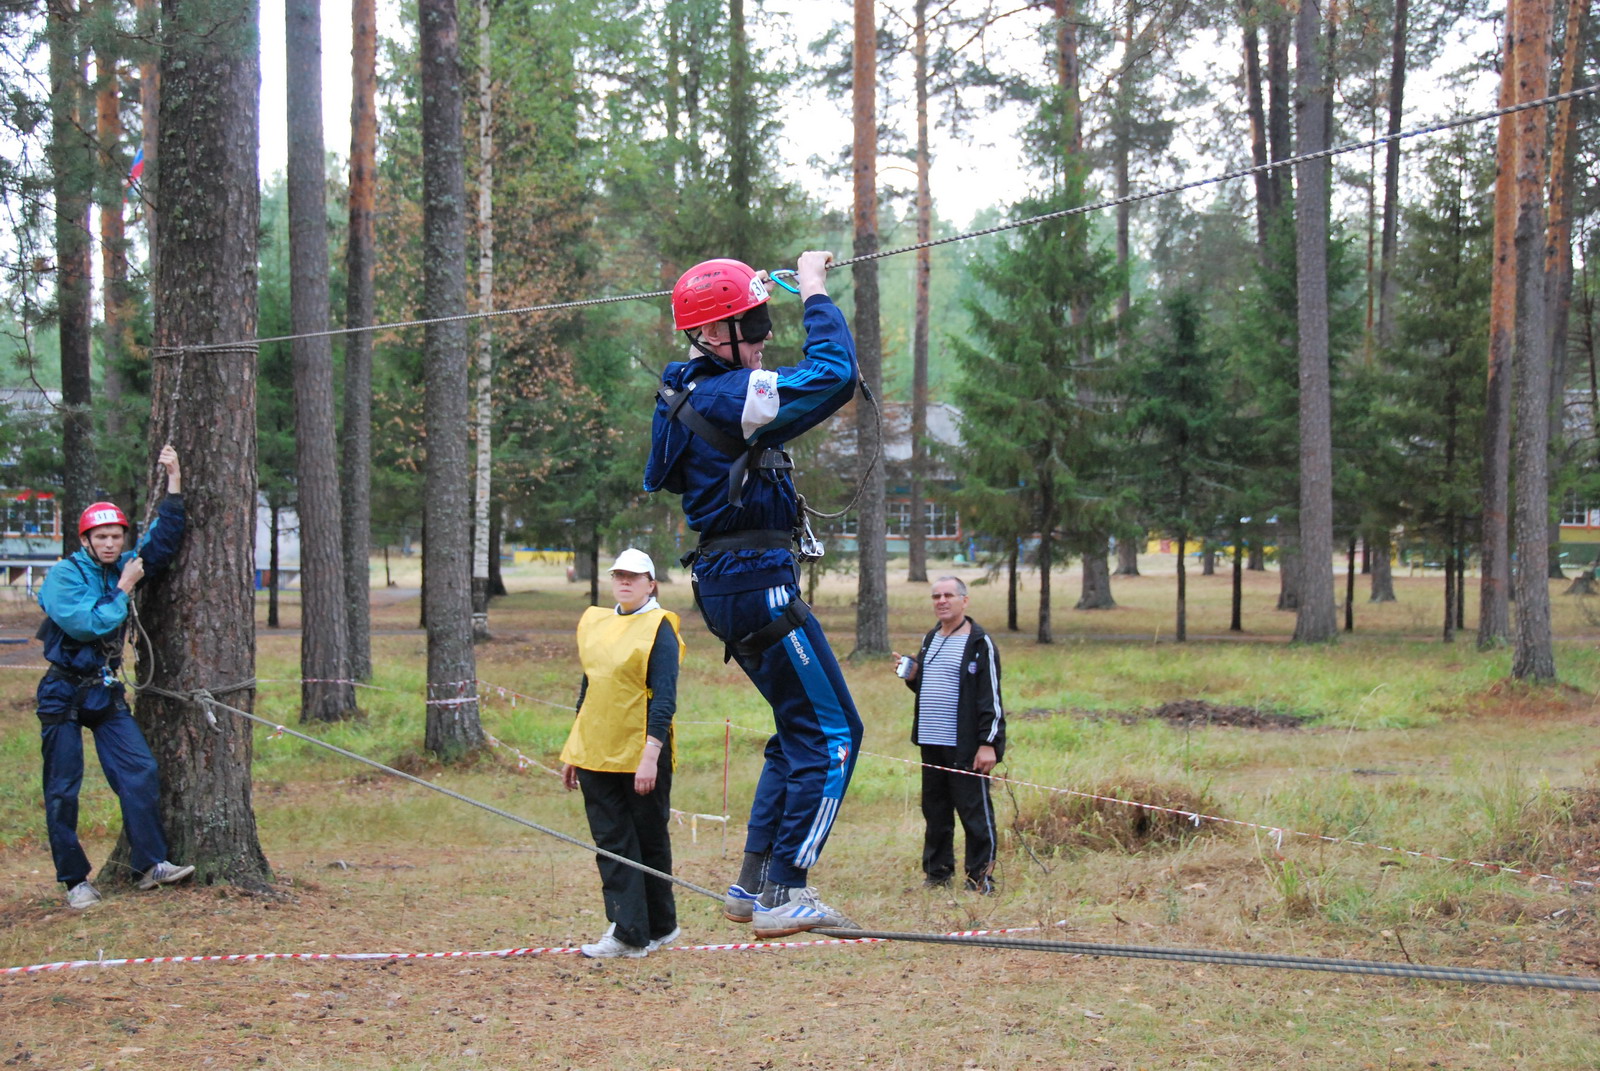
[2,493,58,538]
[1562,491,1593,527]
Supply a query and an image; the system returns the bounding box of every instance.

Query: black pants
[576,767,677,948]
[919,744,996,884]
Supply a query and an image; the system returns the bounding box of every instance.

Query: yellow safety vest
[560,604,684,773]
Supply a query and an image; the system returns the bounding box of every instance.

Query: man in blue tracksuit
[645,250,864,938]
[35,444,195,909]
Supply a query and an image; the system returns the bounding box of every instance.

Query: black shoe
[922,875,952,889]
[964,874,995,895]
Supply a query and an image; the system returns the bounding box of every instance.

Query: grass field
[1,557,1599,1069]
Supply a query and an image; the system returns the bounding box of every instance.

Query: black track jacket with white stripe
[903,617,1005,769]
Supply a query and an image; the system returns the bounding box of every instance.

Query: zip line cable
[150,81,1600,359]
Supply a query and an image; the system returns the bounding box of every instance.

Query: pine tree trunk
[1007,538,1019,632]
[136,0,160,280]
[1231,538,1243,631]
[1277,534,1300,610]
[95,15,130,474]
[287,0,355,721]
[1075,547,1115,609]
[471,0,494,642]
[1037,520,1054,645]
[49,1,98,554]
[1369,530,1397,601]
[1479,10,1518,649]
[1542,0,1589,583]
[1443,521,1457,643]
[1509,0,1555,682]
[342,0,377,681]
[907,0,931,585]
[419,0,484,757]
[117,0,270,888]
[1344,534,1356,631]
[1175,532,1187,642]
[1201,545,1217,576]
[268,504,281,630]
[1374,0,1407,348]
[1115,537,1140,575]
[1248,541,1265,570]
[1291,0,1337,644]
[488,500,506,596]
[1240,0,1272,258]
[852,0,888,656]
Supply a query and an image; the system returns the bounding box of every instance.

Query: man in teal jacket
[35,444,194,909]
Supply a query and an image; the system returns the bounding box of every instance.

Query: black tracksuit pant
[918,744,996,884]
[576,768,677,948]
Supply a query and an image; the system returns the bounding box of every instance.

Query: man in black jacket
[892,576,1006,893]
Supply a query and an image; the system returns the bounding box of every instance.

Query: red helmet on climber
[78,501,131,536]
[671,258,770,332]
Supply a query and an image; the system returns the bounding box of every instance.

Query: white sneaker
[137,861,195,891]
[646,926,681,952]
[580,924,648,959]
[66,881,101,910]
[751,886,861,938]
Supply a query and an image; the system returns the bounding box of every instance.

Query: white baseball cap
[608,548,656,577]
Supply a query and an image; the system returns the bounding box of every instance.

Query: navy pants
[918,744,997,884]
[40,705,168,887]
[576,767,677,949]
[700,580,863,888]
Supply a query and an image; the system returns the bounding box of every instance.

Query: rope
[138,683,723,903]
[812,928,1600,992]
[147,83,1599,358]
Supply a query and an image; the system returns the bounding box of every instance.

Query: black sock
[736,851,769,893]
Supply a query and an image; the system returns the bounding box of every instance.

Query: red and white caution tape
[1,926,1046,977]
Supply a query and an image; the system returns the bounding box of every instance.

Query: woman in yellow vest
[561,548,687,958]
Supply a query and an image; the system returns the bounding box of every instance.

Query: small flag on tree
[127,147,145,185]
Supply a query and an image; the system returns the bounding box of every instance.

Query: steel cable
[814,928,1600,992]
[149,82,1598,357]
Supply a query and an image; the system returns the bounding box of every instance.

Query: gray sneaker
[580,924,648,959]
[137,861,195,891]
[723,883,759,923]
[66,881,101,910]
[646,926,681,952]
[751,887,861,939]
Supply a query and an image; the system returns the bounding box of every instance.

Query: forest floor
[1,558,1599,1069]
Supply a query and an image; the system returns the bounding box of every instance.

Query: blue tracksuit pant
[41,706,168,887]
[700,580,863,888]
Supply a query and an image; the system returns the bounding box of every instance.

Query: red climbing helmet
[671,258,770,332]
[78,501,130,535]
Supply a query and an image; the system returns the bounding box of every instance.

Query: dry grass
[2,555,1600,1068]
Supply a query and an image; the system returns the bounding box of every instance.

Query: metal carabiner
[768,269,800,295]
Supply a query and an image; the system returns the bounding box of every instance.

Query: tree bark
[419,0,484,757]
[49,0,98,555]
[136,0,159,280]
[268,503,281,630]
[1368,530,1396,601]
[343,0,377,680]
[1201,545,1217,576]
[852,0,889,656]
[1291,0,1337,644]
[1231,538,1243,631]
[1115,537,1140,576]
[471,0,494,641]
[1241,0,1272,258]
[1007,538,1019,632]
[1374,0,1407,348]
[287,0,356,721]
[907,0,931,584]
[1075,547,1115,609]
[1542,0,1589,583]
[116,0,270,888]
[95,6,130,489]
[1479,9,1518,649]
[1344,534,1356,631]
[1509,0,1555,682]
[1175,532,1187,642]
